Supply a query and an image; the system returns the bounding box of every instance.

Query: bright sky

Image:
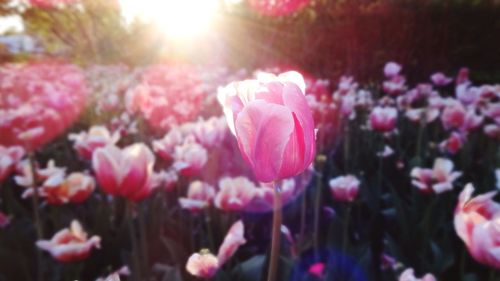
[0,15,23,34]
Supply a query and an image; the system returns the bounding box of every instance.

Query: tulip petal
[235,100,294,182]
[92,146,122,195]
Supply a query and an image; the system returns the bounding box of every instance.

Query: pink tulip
[152,127,184,161]
[92,143,157,201]
[384,62,402,78]
[484,124,500,139]
[329,175,360,202]
[0,145,24,183]
[34,172,95,205]
[454,184,500,269]
[248,0,311,17]
[439,132,464,154]
[456,67,470,85]
[0,211,11,228]
[398,268,436,281]
[430,72,453,86]
[217,220,246,265]
[36,220,101,263]
[441,101,466,130]
[192,116,228,148]
[383,75,406,96]
[186,251,219,279]
[308,262,325,278]
[172,141,208,176]
[411,158,462,193]
[178,181,216,212]
[214,177,257,211]
[484,102,500,124]
[68,126,120,160]
[218,71,315,183]
[370,106,398,132]
[14,159,65,189]
[244,179,296,212]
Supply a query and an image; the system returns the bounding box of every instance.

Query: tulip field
[1,1,500,281]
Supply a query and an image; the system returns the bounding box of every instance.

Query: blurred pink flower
[28,0,79,8]
[36,220,100,263]
[244,179,296,212]
[36,172,94,205]
[69,126,120,160]
[329,175,360,202]
[383,75,406,96]
[0,145,24,183]
[215,177,257,211]
[152,128,184,161]
[370,106,398,132]
[178,181,216,212]
[377,145,394,158]
[454,184,500,269]
[172,141,208,177]
[384,62,402,78]
[441,101,466,130]
[430,72,453,86]
[398,268,436,281]
[218,71,315,182]
[217,220,246,265]
[186,251,219,279]
[0,211,11,228]
[439,132,464,154]
[14,159,65,188]
[0,63,87,151]
[92,143,157,201]
[484,124,500,139]
[484,102,500,124]
[248,0,310,17]
[456,67,470,85]
[308,262,325,278]
[192,116,228,148]
[411,158,462,193]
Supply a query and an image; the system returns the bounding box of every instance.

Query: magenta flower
[36,220,101,263]
[430,72,453,86]
[214,177,257,211]
[439,132,464,154]
[329,175,360,202]
[308,262,325,278]
[68,126,120,160]
[410,158,462,193]
[441,101,466,130]
[92,143,157,201]
[172,141,208,177]
[369,106,398,132]
[0,145,24,183]
[398,268,436,281]
[384,62,402,78]
[178,181,216,212]
[218,71,315,183]
[454,184,500,269]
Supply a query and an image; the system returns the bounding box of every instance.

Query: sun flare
[119,0,220,40]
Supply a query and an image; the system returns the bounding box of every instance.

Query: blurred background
[1,0,500,82]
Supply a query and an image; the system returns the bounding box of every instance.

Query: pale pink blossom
[214,177,256,211]
[172,141,208,176]
[430,72,453,86]
[217,220,246,265]
[152,128,184,161]
[370,107,398,132]
[398,268,436,281]
[218,71,315,183]
[410,158,462,193]
[186,251,219,279]
[329,175,360,202]
[384,62,402,78]
[244,179,296,212]
[36,220,101,262]
[484,124,500,139]
[484,102,500,124]
[178,181,216,212]
[462,108,484,131]
[308,262,325,278]
[377,145,394,158]
[14,159,65,188]
[405,108,440,124]
[454,184,500,269]
[22,172,95,205]
[192,116,228,148]
[68,126,120,160]
[456,67,470,85]
[0,145,24,183]
[383,75,406,96]
[92,143,157,201]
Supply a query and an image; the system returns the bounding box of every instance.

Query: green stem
[342,204,352,254]
[267,182,282,281]
[127,202,142,281]
[299,191,306,246]
[138,203,150,278]
[313,172,322,255]
[28,153,43,281]
[205,207,215,251]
